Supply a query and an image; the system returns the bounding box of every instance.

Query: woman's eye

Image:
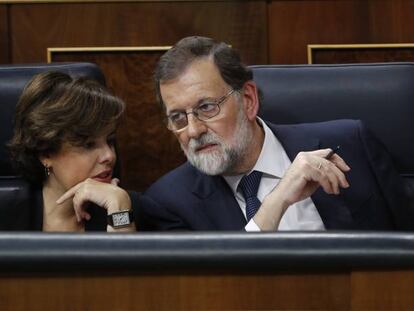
[107,137,116,146]
[84,141,96,149]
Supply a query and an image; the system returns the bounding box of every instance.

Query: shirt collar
[223,117,286,193]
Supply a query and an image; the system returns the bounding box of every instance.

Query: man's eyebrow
[166,95,219,114]
[167,108,184,114]
[197,96,217,104]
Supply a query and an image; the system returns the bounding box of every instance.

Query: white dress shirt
[223,119,325,231]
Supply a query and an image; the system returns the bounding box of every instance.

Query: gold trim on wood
[1,0,223,3]
[47,46,171,63]
[307,43,414,64]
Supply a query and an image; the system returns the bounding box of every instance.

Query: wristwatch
[107,210,134,228]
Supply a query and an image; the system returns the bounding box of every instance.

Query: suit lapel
[187,122,359,230]
[192,172,247,230]
[267,122,355,229]
[267,122,320,167]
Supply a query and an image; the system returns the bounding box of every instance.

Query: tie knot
[238,171,263,199]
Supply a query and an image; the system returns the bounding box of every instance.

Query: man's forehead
[166,58,224,85]
[160,59,227,104]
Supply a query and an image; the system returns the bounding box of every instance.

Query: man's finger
[329,154,351,171]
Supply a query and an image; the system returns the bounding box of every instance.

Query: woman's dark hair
[8,71,125,184]
[154,36,253,110]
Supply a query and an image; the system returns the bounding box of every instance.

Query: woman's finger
[56,182,83,204]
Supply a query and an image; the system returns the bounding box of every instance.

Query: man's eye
[169,112,186,123]
[198,103,217,112]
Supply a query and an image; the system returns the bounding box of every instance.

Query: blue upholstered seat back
[251,62,414,206]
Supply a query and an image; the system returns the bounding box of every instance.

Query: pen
[325,145,341,160]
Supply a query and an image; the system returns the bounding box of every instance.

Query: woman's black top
[1,185,107,231]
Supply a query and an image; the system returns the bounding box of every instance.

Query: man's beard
[181,108,253,176]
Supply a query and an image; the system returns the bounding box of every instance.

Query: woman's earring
[44,165,50,177]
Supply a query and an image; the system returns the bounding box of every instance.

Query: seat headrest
[251,62,414,175]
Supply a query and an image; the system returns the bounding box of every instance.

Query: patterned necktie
[238,171,263,221]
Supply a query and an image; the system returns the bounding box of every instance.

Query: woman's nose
[99,143,116,164]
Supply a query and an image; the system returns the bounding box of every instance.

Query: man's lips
[92,170,113,183]
[195,143,218,153]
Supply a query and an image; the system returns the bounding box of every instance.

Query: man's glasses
[166,89,237,132]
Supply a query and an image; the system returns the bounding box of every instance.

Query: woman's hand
[56,178,132,226]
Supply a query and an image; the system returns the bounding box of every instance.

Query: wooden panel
[366,0,414,43]
[0,272,350,311]
[269,0,414,64]
[50,49,185,191]
[0,5,9,63]
[351,270,414,311]
[10,1,267,65]
[269,1,370,64]
[309,44,414,64]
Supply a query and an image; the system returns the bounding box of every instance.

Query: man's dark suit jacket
[137,120,414,231]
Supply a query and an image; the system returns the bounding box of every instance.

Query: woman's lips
[92,170,112,183]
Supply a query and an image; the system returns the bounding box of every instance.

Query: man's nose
[186,113,207,139]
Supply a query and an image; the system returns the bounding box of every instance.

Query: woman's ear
[39,155,52,177]
[241,81,260,121]
[38,155,51,168]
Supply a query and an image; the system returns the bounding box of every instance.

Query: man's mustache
[188,133,221,152]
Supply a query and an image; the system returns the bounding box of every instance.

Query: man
[138,36,413,231]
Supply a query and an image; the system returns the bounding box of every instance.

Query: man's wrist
[254,195,286,231]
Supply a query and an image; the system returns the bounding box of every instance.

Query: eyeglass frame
[165,89,238,133]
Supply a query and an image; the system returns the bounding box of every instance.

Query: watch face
[112,211,131,227]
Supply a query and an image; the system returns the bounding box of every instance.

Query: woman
[8,71,135,232]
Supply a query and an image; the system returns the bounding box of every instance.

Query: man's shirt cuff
[245,219,261,232]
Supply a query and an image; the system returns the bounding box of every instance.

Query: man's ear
[241,81,260,121]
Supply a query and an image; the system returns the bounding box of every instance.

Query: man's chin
[189,157,227,176]
[195,166,223,176]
